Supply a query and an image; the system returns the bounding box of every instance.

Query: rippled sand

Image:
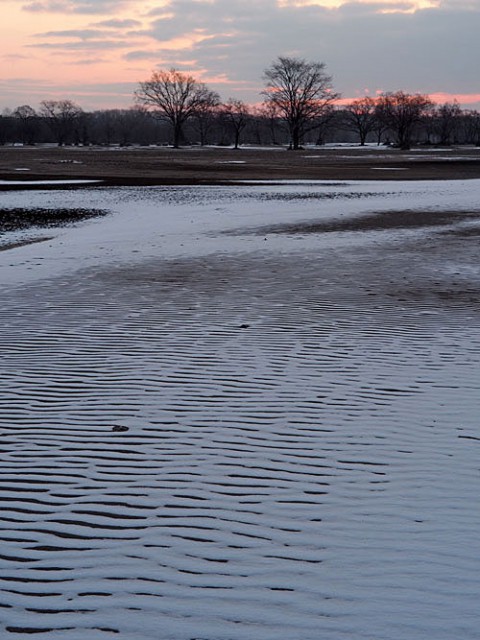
[1,181,480,639]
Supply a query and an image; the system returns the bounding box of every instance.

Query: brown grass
[1,145,480,188]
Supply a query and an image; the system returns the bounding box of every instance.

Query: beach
[1,156,480,639]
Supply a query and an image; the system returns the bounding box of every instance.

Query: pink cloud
[428,92,480,106]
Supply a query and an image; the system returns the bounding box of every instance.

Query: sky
[1,0,479,111]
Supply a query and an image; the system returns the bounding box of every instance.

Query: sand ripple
[1,186,480,639]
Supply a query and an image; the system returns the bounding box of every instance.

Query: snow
[1,180,480,639]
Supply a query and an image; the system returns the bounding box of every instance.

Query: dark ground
[1,145,480,189]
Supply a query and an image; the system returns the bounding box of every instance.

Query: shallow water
[0,182,479,639]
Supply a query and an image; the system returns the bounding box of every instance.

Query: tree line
[1,57,480,149]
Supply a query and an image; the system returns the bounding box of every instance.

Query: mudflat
[1,144,480,186]
[1,180,480,639]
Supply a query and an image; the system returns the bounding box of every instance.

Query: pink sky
[1,0,479,111]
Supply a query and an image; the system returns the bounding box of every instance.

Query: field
[1,144,480,186]
[1,149,480,639]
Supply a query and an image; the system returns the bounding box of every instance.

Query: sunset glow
[1,0,478,110]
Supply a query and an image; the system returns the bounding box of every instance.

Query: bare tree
[256,102,283,145]
[248,106,271,145]
[221,99,250,149]
[375,91,434,150]
[39,99,83,145]
[462,110,480,146]
[372,111,390,146]
[135,69,217,148]
[0,109,12,145]
[314,105,336,145]
[435,101,462,145]
[95,110,117,145]
[117,107,150,146]
[190,91,220,146]
[13,105,39,145]
[262,56,339,150]
[342,97,378,146]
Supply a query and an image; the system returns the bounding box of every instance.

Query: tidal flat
[1,178,479,640]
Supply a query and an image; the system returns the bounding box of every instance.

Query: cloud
[3,0,480,109]
[2,53,30,60]
[429,92,480,105]
[134,0,479,98]
[435,0,478,7]
[36,28,111,38]
[69,57,108,65]
[30,22,146,54]
[29,40,128,51]
[277,0,440,9]
[21,1,66,9]
[93,18,142,28]
[22,0,133,13]
[336,1,419,14]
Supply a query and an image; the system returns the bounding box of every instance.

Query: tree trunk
[172,120,182,148]
[291,126,300,150]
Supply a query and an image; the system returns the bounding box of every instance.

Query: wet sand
[1,180,480,639]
